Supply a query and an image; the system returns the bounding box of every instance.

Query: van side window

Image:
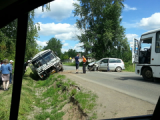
[116,60,121,63]
[109,59,117,63]
[101,59,108,63]
[156,31,160,53]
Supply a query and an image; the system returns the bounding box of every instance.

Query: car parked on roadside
[87,58,125,72]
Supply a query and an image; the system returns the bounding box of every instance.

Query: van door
[109,59,117,70]
[99,59,108,70]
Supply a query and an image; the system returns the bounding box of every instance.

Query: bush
[124,61,135,72]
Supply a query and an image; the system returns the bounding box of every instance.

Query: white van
[87,58,125,72]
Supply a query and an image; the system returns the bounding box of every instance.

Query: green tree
[0,3,51,62]
[67,49,77,58]
[24,11,41,61]
[73,0,131,61]
[63,54,69,60]
[43,37,62,57]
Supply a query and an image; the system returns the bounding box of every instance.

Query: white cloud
[55,32,79,41]
[124,4,137,11]
[125,34,140,49]
[63,43,69,46]
[61,42,84,53]
[36,22,81,41]
[125,34,140,48]
[73,42,84,52]
[125,34,140,42]
[123,13,160,30]
[61,48,69,53]
[34,0,80,21]
[62,40,65,43]
[138,13,160,30]
[36,40,47,47]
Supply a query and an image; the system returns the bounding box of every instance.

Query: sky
[33,0,160,53]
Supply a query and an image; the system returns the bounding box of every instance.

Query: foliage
[43,37,63,58]
[61,49,88,60]
[73,0,131,62]
[63,54,69,60]
[61,49,77,60]
[123,60,135,72]
[67,49,77,58]
[0,4,51,62]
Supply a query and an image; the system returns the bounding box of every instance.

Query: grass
[0,68,36,120]
[34,73,98,120]
[123,61,135,72]
[63,61,90,67]
[63,61,136,72]
[63,62,75,66]
[74,90,98,114]
[0,67,98,120]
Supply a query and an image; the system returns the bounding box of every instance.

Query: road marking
[69,73,156,104]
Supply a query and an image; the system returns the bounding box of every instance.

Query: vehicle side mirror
[100,62,102,64]
[54,52,58,56]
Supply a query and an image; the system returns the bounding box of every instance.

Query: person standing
[82,56,87,74]
[0,59,11,91]
[75,54,79,73]
[9,60,14,84]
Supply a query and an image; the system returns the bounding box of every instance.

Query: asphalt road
[63,65,160,104]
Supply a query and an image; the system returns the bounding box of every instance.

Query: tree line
[0,0,132,63]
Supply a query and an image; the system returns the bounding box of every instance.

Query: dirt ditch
[27,75,92,120]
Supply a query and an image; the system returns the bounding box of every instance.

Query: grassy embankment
[63,61,135,72]
[0,68,98,120]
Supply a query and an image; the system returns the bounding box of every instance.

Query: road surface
[63,65,160,104]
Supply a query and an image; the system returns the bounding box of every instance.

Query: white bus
[29,49,63,79]
[132,28,160,81]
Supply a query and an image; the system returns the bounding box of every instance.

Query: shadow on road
[115,76,160,84]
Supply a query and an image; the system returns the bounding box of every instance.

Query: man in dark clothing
[82,56,87,73]
[75,54,79,73]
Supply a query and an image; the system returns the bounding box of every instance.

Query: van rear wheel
[116,67,122,72]
[142,68,153,81]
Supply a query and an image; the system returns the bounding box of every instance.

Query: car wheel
[88,66,91,71]
[116,67,122,72]
[93,66,97,71]
[142,68,153,81]
[60,66,64,71]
